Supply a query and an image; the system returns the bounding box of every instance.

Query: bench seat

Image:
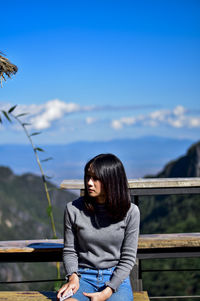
[0,291,150,300]
[0,233,200,262]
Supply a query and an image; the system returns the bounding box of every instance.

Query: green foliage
[47,205,53,217]
[0,105,57,239]
[2,110,11,122]
[0,105,67,287]
[140,194,200,234]
[0,167,76,240]
[137,142,200,298]
[142,258,200,300]
[138,192,200,297]
[0,167,76,291]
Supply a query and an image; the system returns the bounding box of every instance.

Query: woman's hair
[84,153,130,222]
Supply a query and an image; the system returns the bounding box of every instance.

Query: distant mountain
[140,141,200,298]
[0,166,76,240]
[141,140,200,235]
[157,141,200,178]
[0,166,76,291]
[0,136,194,184]
[0,139,200,294]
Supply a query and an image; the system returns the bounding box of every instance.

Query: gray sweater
[63,197,140,292]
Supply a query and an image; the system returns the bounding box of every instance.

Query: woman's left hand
[83,286,113,301]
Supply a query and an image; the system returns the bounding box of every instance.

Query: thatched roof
[0,52,18,87]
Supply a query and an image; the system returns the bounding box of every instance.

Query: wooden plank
[0,234,199,262]
[60,178,200,190]
[0,233,199,253]
[138,233,200,249]
[130,187,200,195]
[0,291,57,300]
[0,240,63,253]
[133,291,150,301]
[0,291,150,301]
[138,249,200,259]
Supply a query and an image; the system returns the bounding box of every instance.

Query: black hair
[84,153,130,222]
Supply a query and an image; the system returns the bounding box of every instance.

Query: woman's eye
[86,174,99,181]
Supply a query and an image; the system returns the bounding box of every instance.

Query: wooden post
[80,189,84,196]
[130,258,143,292]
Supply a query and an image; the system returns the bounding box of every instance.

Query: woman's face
[86,169,105,203]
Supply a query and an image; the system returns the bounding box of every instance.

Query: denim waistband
[78,267,115,275]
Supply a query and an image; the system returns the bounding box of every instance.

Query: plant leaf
[30,132,41,136]
[41,157,53,162]
[34,147,45,152]
[16,113,29,117]
[2,111,11,122]
[0,116,2,124]
[47,205,52,217]
[54,281,62,291]
[47,187,58,192]
[45,175,53,179]
[22,123,31,126]
[8,105,17,113]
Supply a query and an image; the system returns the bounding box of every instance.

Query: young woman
[57,154,140,301]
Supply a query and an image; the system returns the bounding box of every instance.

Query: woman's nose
[88,178,93,186]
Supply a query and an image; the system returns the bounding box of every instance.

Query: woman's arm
[105,204,140,292]
[63,203,79,279]
[83,287,113,301]
[57,273,80,299]
[58,203,80,299]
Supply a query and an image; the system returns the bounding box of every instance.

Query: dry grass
[0,52,18,87]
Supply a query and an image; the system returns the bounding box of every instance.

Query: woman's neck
[95,196,106,204]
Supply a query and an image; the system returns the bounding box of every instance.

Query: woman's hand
[83,286,113,301]
[57,273,79,299]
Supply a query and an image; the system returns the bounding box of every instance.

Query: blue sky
[1,0,200,144]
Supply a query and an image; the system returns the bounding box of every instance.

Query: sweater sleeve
[63,203,79,278]
[105,204,140,292]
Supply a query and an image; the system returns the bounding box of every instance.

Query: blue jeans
[71,267,133,301]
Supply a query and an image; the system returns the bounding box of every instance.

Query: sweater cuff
[105,275,123,292]
[65,270,80,280]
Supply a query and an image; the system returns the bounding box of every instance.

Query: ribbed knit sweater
[63,197,140,292]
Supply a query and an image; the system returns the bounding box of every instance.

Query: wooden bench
[0,233,200,262]
[60,178,200,195]
[1,233,199,293]
[0,291,150,300]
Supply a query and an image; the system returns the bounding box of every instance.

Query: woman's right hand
[57,273,79,299]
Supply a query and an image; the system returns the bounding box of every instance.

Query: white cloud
[6,99,83,130]
[2,101,200,134]
[85,117,97,125]
[29,99,80,130]
[111,117,136,130]
[111,105,200,130]
[188,117,200,127]
[173,105,186,116]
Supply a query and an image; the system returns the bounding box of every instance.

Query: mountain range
[0,136,194,184]
[0,139,200,296]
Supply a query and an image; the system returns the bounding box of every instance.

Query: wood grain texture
[0,291,150,301]
[0,233,199,254]
[60,178,200,190]
[0,291,57,300]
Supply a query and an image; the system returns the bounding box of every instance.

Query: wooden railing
[60,178,200,298]
[0,178,200,300]
[1,233,200,262]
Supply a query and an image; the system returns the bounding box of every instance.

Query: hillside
[0,167,76,291]
[139,140,200,298]
[0,136,193,183]
[157,140,200,178]
[0,140,200,295]
[0,166,76,240]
